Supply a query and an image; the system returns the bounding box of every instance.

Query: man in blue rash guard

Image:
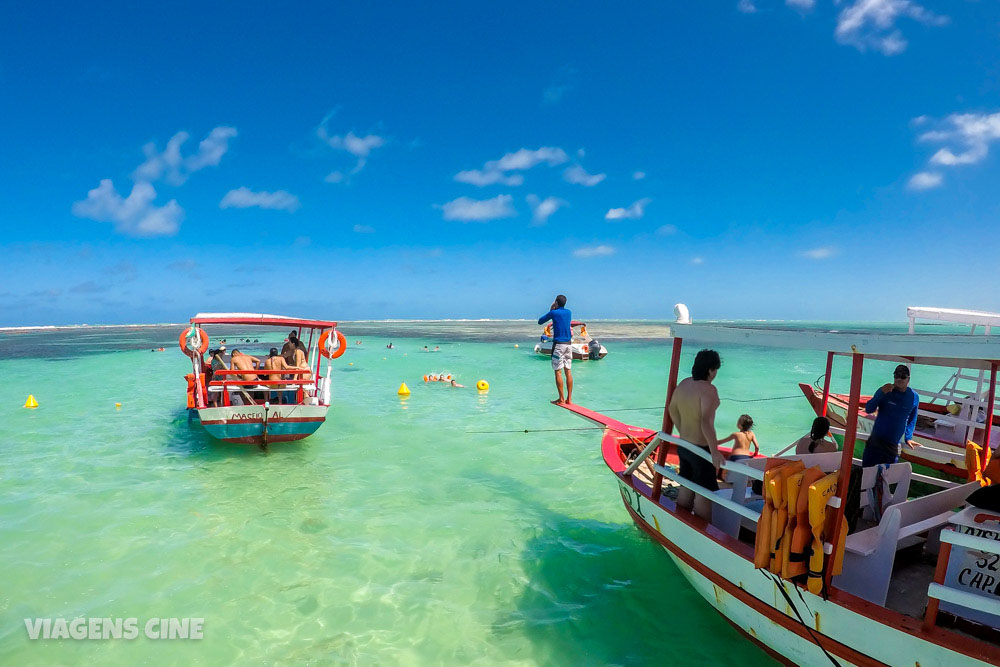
[538,294,573,405]
[862,364,920,466]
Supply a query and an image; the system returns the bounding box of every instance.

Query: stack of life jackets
[754,459,847,595]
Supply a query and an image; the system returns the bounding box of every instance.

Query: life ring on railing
[179,326,208,357]
[319,329,347,359]
[582,345,589,354]
[543,324,552,337]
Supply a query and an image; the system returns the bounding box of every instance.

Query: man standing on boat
[862,364,920,467]
[538,295,573,405]
[668,349,723,522]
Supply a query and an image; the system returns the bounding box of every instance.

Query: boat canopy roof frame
[672,322,1000,369]
[907,306,1000,328]
[190,313,338,329]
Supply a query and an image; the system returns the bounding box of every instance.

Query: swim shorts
[678,446,719,491]
[551,342,573,370]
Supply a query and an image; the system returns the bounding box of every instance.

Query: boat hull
[194,404,328,444]
[533,341,608,360]
[608,457,994,666]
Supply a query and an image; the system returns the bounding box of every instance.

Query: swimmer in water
[387,342,394,349]
[423,346,429,352]
[449,379,464,388]
[434,346,440,352]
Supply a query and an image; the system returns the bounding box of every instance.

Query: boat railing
[924,520,1000,631]
[208,369,316,387]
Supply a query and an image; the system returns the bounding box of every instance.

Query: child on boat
[718,414,759,461]
[794,416,838,454]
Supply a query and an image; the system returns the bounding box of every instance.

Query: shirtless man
[230,349,261,382]
[262,348,292,403]
[667,349,723,522]
[281,331,299,365]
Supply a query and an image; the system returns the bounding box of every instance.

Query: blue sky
[2,1,1000,325]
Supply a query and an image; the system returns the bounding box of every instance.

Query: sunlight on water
[1,320,962,663]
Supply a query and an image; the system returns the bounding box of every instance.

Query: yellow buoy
[115,402,122,409]
[24,394,38,409]
[398,382,411,396]
[476,380,489,392]
[514,344,519,348]
[349,362,354,366]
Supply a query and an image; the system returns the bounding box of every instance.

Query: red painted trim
[821,351,834,417]
[199,416,325,425]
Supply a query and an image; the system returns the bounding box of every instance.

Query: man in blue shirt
[862,364,920,467]
[538,294,573,404]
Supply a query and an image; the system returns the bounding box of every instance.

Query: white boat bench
[835,481,979,606]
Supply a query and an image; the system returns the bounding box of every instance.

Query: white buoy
[673,303,691,325]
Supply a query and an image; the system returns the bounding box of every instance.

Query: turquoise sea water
[0,320,963,664]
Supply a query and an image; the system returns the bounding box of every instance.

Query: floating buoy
[24,394,38,409]
[476,380,489,392]
[349,362,354,366]
[398,382,411,396]
[514,344,519,348]
[423,375,429,382]
[115,402,122,409]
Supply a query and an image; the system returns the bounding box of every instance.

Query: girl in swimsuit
[719,414,759,462]
[794,416,837,455]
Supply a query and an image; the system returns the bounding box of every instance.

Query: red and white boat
[562,308,1000,665]
[800,307,1000,478]
[179,313,346,445]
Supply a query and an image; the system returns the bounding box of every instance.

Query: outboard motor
[588,339,602,360]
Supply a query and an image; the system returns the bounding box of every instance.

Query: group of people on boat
[668,349,922,521]
[205,330,313,406]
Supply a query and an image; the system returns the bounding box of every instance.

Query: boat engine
[588,339,602,360]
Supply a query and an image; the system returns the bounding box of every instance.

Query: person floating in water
[538,294,572,405]
[387,342,394,349]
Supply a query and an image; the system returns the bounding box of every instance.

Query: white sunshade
[907,306,1000,329]
[671,322,1000,370]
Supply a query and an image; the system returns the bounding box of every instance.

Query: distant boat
[179,312,346,445]
[533,321,608,360]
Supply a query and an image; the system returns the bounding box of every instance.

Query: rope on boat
[465,426,608,434]
[596,394,803,413]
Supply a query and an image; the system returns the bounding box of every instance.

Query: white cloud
[563,164,606,187]
[632,171,646,180]
[738,0,758,13]
[835,0,947,55]
[800,246,837,259]
[353,224,375,233]
[908,112,1000,190]
[690,256,705,265]
[657,224,678,235]
[907,171,943,190]
[526,195,567,224]
[72,179,183,237]
[134,126,237,185]
[316,111,386,178]
[455,147,568,187]
[573,245,615,258]
[438,195,516,222]
[605,198,651,220]
[220,187,300,212]
[785,0,814,9]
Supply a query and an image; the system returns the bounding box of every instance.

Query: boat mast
[823,351,864,590]
[652,336,684,502]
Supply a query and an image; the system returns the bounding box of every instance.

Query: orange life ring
[319,329,347,359]
[179,326,208,357]
[582,345,589,353]
[543,324,552,336]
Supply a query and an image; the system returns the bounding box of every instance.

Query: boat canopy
[907,306,1000,329]
[190,312,337,329]
[671,321,1000,370]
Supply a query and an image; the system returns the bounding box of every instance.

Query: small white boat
[533,321,607,360]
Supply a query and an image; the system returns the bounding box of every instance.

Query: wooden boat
[533,321,608,360]
[800,307,1000,478]
[561,309,1000,665]
[179,313,346,445]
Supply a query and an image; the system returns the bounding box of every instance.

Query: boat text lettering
[618,482,645,518]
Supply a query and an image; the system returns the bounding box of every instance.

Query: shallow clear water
[0,320,963,664]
